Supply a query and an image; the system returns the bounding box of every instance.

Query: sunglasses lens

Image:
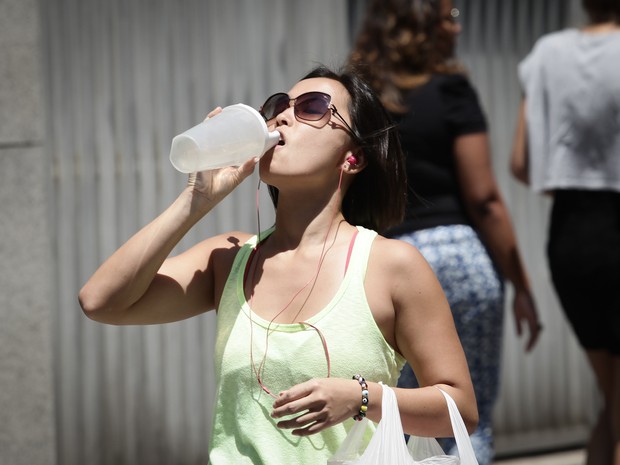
[260,93,290,120]
[259,91,332,122]
[295,93,330,121]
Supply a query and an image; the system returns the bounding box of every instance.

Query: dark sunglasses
[259,91,360,143]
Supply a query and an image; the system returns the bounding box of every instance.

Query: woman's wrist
[352,374,369,421]
[513,284,533,297]
[180,184,218,221]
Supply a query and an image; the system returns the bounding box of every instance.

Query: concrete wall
[0,0,57,463]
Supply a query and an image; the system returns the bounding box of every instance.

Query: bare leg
[587,411,612,465]
[585,350,613,465]
[611,356,620,465]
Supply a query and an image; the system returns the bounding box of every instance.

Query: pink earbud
[346,155,358,166]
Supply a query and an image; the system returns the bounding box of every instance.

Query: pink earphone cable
[247,167,347,397]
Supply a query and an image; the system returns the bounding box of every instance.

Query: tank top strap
[345,226,378,281]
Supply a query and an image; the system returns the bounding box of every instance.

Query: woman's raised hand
[185,107,259,213]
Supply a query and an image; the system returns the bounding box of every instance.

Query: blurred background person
[511,0,620,463]
[349,1,542,464]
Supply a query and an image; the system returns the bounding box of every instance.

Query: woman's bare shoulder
[368,235,442,296]
[370,235,428,271]
[165,230,255,278]
[187,230,254,254]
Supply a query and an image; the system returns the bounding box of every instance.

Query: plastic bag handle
[327,384,479,465]
[435,387,478,465]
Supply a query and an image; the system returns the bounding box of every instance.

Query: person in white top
[512,1,620,464]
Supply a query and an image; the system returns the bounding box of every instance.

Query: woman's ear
[343,151,366,172]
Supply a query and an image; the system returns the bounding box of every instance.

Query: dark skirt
[547,189,620,354]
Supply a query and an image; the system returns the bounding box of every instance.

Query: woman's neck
[581,21,620,34]
[269,190,348,251]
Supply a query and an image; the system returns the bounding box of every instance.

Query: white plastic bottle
[169,103,280,173]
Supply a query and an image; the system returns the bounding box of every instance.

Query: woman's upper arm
[389,241,478,430]
[388,243,471,391]
[366,238,477,433]
[452,131,501,210]
[370,239,471,390]
[510,99,530,184]
[97,233,242,325]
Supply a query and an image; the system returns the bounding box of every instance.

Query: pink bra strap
[344,229,359,275]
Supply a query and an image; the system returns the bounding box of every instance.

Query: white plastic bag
[327,384,478,465]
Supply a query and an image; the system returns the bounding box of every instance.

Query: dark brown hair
[268,65,406,232]
[348,0,463,112]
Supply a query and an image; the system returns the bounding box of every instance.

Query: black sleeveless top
[387,74,487,235]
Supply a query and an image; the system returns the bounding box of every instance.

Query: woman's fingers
[204,106,223,121]
[271,378,359,436]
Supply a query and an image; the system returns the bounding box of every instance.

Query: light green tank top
[208,226,405,465]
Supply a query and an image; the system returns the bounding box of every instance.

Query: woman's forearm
[78,187,214,320]
[469,194,531,293]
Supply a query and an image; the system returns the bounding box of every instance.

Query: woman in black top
[349,1,541,464]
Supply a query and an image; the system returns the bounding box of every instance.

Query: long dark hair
[268,65,406,232]
[349,0,463,112]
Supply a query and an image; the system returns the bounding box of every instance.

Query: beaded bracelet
[352,374,369,421]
